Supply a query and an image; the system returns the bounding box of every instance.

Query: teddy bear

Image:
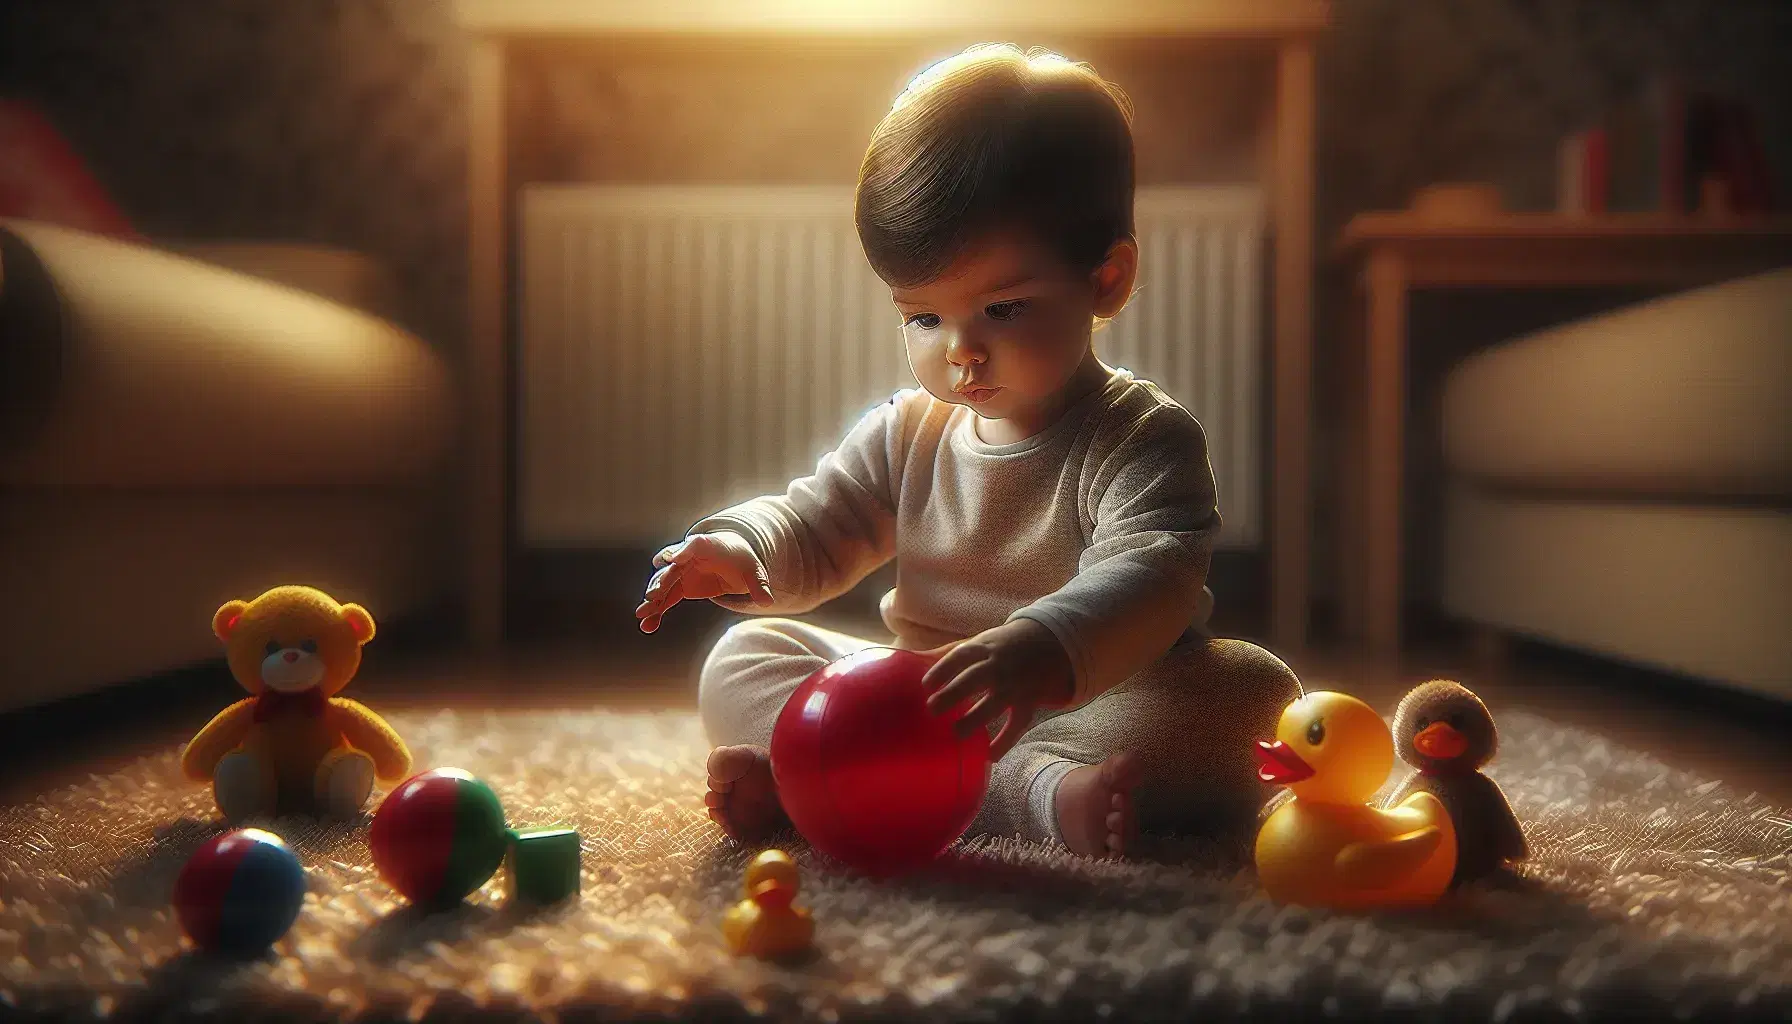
[179,585,413,821]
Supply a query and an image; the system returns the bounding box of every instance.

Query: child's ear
[213,600,250,641]
[1091,238,1138,319]
[341,603,376,645]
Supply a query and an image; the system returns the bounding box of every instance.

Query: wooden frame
[455,0,1329,653]
[1333,211,1792,660]
[454,0,1331,38]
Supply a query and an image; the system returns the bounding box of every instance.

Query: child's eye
[902,312,941,330]
[985,300,1029,321]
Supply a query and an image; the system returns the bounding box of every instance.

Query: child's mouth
[962,387,1000,403]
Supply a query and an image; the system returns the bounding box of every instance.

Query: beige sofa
[1439,268,1791,701]
[0,220,456,713]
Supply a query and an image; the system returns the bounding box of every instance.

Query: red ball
[770,647,991,877]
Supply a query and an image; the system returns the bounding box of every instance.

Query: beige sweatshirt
[687,366,1221,707]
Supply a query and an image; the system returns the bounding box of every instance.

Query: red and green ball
[369,768,510,907]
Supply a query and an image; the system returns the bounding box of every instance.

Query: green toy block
[504,826,582,904]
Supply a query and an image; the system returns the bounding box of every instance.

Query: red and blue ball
[173,828,307,953]
[369,767,509,907]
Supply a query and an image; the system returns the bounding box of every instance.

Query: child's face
[890,229,1132,425]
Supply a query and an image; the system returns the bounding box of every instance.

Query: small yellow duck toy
[723,849,814,959]
[1252,691,1457,910]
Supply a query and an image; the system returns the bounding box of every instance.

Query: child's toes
[706,745,761,786]
[701,744,784,842]
[1108,792,1136,855]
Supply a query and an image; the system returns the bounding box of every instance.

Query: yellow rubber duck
[722,850,814,959]
[1252,691,1457,910]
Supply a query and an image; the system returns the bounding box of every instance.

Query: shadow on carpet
[1,706,1788,1022]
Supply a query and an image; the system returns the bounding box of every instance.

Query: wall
[4,0,1787,617]
[505,35,1274,185]
[0,0,470,356]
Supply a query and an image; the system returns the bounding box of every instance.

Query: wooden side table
[1332,212,1792,660]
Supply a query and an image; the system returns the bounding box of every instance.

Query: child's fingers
[636,577,686,632]
[920,643,980,691]
[653,577,686,611]
[635,575,680,619]
[926,658,997,716]
[916,638,965,665]
[655,537,706,568]
[954,690,1010,737]
[747,565,774,605]
[988,704,1032,758]
[644,563,685,602]
[652,541,685,568]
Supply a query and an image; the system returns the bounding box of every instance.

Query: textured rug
[1,705,1789,1023]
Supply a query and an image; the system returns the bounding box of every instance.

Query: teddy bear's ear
[342,603,376,645]
[213,600,250,641]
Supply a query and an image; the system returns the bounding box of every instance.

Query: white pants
[697,617,1300,846]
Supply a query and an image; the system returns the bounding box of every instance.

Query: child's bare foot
[704,745,786,842]
[1055,752,1143,858]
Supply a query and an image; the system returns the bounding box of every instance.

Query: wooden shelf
[1334,212,1792,289]
[452,0,1330,38]
[1338,211,1792,251]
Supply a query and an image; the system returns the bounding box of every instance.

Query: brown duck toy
[1384,679,1528,886]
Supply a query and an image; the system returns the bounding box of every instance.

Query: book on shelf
[1557,73,1774,217]
[1556,126,1608,214]
[1713,101,1775,214]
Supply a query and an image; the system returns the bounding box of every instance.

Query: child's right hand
[636,532,775,633]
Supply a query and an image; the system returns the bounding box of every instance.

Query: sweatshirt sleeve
[1006,406,1219,707]
[685,390,911,616]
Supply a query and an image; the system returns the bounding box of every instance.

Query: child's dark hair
[855,44,1136,289]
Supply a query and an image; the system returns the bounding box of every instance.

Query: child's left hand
[920,619,1074,757]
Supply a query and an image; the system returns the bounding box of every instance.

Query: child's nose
[945,338,987,366]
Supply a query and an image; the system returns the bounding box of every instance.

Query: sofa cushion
[166,242,399,319]
[0,219,453,489]
[1442,481,1791,699]
[1441,268,1791,499]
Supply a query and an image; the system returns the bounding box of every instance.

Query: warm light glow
[896,44,1081,111]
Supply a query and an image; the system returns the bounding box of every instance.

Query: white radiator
[518,184,1264,549]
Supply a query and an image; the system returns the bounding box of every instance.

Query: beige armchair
[1439,268,1791,701]
[0,220,457,713]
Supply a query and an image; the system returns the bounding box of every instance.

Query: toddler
[636,44,1300,858]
